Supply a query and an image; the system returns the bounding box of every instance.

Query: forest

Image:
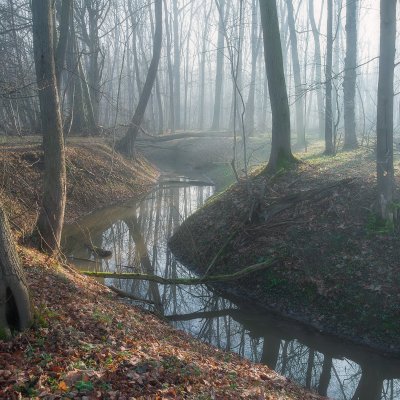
[0,0,399,399]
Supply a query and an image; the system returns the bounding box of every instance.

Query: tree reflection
[63,180,400,400]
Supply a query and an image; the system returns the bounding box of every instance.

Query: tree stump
[0,206,32,337]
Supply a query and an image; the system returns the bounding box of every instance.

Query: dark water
[62,178,400,400]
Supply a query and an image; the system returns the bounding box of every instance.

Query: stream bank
[0,140,324,399]
[169,148,400,359]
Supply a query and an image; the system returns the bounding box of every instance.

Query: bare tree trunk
[116,0,162,157]
[324,0,334,155]
[260,0,294,172]
[32,0,67,253]
[163,0,175,132]
[245,0,261,136]
[198,3,212,130]
[343,0,358,149]
[0,205,32,336]
[376,0,396,221]
[286,0,305,147]
[55,0,72,90]
[309,0,324,137]
[172,0,181,129]
[211,0,225,130]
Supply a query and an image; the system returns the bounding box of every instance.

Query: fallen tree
[82,258,279,285]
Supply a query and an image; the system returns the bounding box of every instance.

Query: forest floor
[0,140,323,399]
[169,143,400,357]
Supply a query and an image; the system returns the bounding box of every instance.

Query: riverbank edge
[168,153,400,360]
[0,142,323,399]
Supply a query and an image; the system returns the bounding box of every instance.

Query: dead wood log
[82,258,279,285]
[260,178,355,222]
[0,205,32,337]
[137,131,232,143]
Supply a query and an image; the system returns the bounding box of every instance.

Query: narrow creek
[62,176,400,400]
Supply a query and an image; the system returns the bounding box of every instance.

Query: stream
[62,177,400,400]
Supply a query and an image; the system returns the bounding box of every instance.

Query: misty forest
[1,0,400,399]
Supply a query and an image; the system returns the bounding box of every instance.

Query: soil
[169,146,400,358]
[0,140,323,399]
[0,142,159,234]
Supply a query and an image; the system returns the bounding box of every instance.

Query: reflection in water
[63,180,400,400]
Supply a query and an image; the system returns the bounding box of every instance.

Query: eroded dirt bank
[169,148,400,358]
[0,142,159,233]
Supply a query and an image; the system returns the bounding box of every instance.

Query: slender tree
[324,0,334,155]
[244,0,261,136]
[309,0,324,137]
[116,0,162,157]
[376,0,397,221]
[343,0,358,149]
[55,0,72,90]
[286,0,305,148]
[211,0,225,130]
[31,0,67,252]
[259,0,294,172]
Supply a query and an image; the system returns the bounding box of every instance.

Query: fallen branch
[260,178,355,222]
[107,285,154,304]
[82,258,279,285]
[137,131,232,143]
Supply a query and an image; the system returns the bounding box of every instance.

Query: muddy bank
[169,150,400,358]
[0,142,159,234]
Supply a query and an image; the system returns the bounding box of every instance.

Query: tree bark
[172,0,181,129]
[309,0,324,137]
[245,0,261,136]
[55,0,72,90]
[343,0,358,149]
[324,0,334,155]
[32,0,67,253]
[0,205,32,337]
[211,0,225,130]
[116,0,162,157]
[376,0,396,221]
[260,0,294,172]
[286,0,305,148]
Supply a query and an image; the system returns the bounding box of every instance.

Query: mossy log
[0,206,32,337]
[82,258,278,285]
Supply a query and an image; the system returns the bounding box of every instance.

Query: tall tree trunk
[55,0,72,90]
[32,0,67,253]
[324,0,334,155]
[245,0,261,136]
[0,205,32,336]
[163,0,175,132]
[376,0,396,221]
[343,0,358,149]
[260,0,294,172]
[86,3,101,125]
[116,0,162,157]
[286,0,305,147]
[198,3,212,130]
[211,0,225,130]
[309,0,324,137]
[172,0,181,129]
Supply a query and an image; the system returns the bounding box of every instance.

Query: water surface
[62,177,400,400]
